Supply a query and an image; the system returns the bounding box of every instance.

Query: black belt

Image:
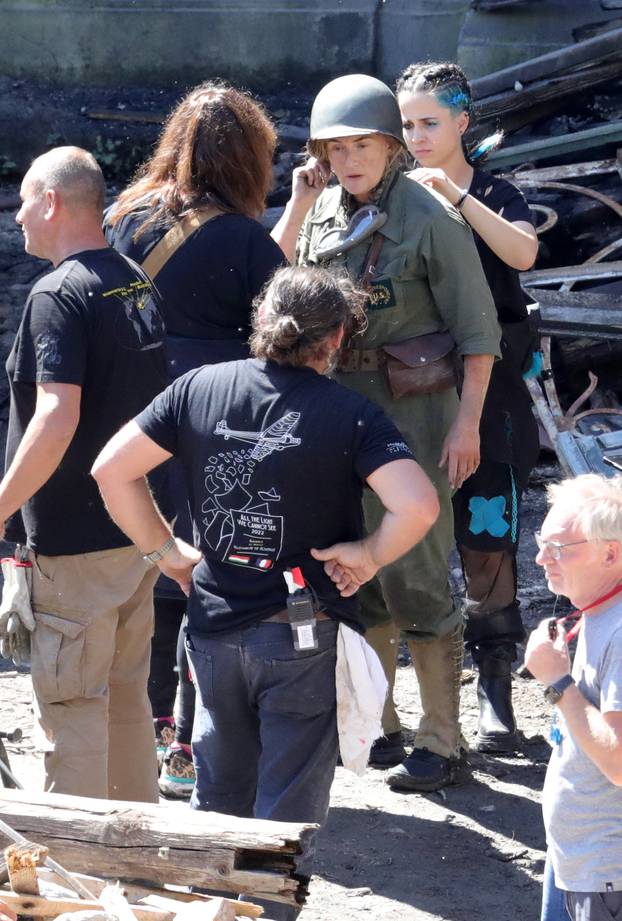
[262,608,332,623]
[337,347,385,373]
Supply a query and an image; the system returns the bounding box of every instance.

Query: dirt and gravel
[0,468,564,921]
[0,190,567,921]
[0,66,617,918]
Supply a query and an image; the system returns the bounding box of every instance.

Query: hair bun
[272,314,302,348]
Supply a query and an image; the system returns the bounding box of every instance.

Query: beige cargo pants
[29,544,159,802]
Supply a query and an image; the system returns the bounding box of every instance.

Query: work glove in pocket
[0,558,34,666]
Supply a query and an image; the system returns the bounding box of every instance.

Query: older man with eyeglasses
[525,474,622,921]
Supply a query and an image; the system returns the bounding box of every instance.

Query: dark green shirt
[298,171,501,359]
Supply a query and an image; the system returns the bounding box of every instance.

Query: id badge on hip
[284,568,318,652]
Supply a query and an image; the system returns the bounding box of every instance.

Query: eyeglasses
[534,532,590,560]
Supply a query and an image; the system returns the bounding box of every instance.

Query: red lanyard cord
[554,581,622,641]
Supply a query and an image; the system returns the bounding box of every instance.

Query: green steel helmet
[310,74,405,146]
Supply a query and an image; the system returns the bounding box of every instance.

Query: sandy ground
[0,469,562,921]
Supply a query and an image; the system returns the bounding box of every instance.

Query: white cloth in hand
[336,623,388,775]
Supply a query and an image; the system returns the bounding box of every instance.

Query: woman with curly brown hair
[105,82,285,799]
[106,81,284,356]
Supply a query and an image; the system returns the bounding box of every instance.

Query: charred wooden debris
[0,790,318,921]
[3,26,622,476]
[471,25,622,476]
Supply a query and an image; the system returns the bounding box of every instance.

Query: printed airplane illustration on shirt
[214,412,302,461]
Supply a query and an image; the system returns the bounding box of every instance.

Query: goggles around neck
[314,205,387,259]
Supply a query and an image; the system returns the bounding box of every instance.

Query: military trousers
[29,545,159,802]
[336,376,465,754]
[340,376,461,637]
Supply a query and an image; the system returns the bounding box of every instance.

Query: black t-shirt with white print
[135,358,415,634]
[105,210,285,343]
[5,247,167,555]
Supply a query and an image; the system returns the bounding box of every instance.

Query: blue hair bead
[437,87,470,112]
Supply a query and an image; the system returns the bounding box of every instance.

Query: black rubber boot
[464,600,524,755]
[473,644,520,753]
[368,731,407,768]
[385,747,468,792]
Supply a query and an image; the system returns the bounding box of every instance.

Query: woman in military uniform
[397,61,540,754]
[273,74,501,791]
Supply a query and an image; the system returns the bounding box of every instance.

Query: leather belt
[337,347,385,373]
[263,608,332,623]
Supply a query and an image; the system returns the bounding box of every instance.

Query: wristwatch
[543,674,575,705]
[144,535,176,564]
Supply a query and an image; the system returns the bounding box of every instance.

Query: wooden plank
[471,27,622,98]
[529,288,622,338]
[0,890,170,921]
[476,60,622,124]
[0,791,313,907]
[7,837,296,902]
[0,816,94,901]
[0,791,312,854]
[86,109,165,125]
[505,159,618,182]
[486,121,622,169]
[522,261,622,286]
[139,895,262,920]
[5,843,48,895]
[36,871,263,920]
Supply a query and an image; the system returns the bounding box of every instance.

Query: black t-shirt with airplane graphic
[136,358,414,634]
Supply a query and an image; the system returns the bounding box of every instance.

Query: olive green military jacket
[297,171,501,359]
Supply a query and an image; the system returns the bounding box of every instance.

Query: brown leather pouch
[382,331,458,398]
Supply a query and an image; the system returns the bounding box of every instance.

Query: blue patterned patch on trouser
[468,495,510,538]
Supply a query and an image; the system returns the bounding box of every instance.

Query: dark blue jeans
[186,618,339,848]
[542,852,572,921]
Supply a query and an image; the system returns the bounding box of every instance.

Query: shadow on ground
[314,796,544,921]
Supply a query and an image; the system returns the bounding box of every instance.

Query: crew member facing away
[105,81,286,798]
[92,265,439,920]
[0,147,167,801]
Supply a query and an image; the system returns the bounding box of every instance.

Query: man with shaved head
[0,147,168,801]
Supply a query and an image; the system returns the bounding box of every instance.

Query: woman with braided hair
[397,61,540,753]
